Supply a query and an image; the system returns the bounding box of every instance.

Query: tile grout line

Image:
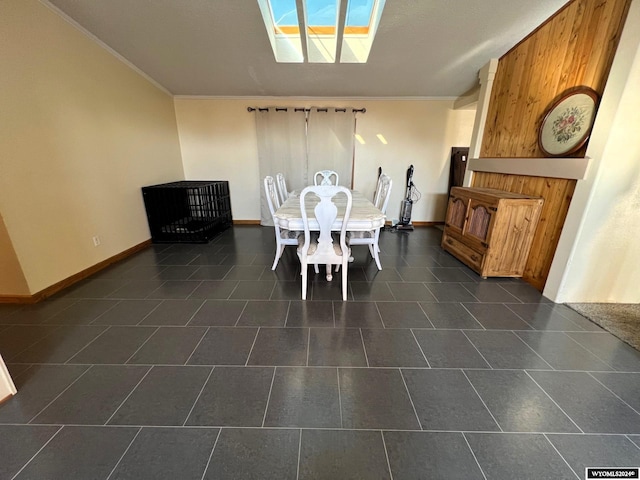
[459,303,487,330]
[336,368,343,428]
[185,327,212,365]
[200,427,222,480]
[123,327,161,364]
[88,299,124,325]
[11,422,640,434]
[546,305,588,331]
[523,370,584,434]
[232,300,250,327]
[105,426,143,480]
[542,433,582,479]
[296,428,303,480]
[184,299,210,327]
[510,330,555,370]
[182,366,215,427]
[261,367,277,428]
[359,329,370,367]
[495,283,525,304]
[398,369,423,431]
[104,366,155,425]
[373,301,388,329]
[626,435,640,451]
[503,303,539,331]
[563,333,617,371]
[461,369,503,432]
[380,430,395,480]
[460,330,494,369]
[245,328,261,366]
[135,299,164,326]
[306,328,311,366]
[416,301,437,329]
[10,425,64,480]
[65,326,114,364]
[268,280,278,303]
[332,300,336,328]
[283,300,292,328]
[409,329,431,368]
[461,432,489,480]
[26,365,95,424]
[6,324,65,363]
[586,372,640,417]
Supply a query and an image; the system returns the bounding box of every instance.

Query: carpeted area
[568,303,640,352]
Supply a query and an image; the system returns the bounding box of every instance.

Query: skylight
[257,0,385,63]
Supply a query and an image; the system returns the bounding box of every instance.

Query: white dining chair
[313,170,339,186]
[264,176,300,270]
[348,174,392,270]
[276,172,289,205]
[297,185,352,301]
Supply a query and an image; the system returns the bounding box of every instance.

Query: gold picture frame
[538,87,599,157]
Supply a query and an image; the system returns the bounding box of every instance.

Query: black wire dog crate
[142,181,232,243]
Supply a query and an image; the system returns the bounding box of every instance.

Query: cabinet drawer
[442,233,484,273]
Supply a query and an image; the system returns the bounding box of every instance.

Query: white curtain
[256,108,307,225]
[307,108,356,188]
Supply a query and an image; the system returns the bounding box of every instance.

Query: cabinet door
[464,200,496,247]
[445,195,468,234]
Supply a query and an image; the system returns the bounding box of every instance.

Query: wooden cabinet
[442,187,543,277]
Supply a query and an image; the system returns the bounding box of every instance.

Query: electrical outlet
[92,236,101,247]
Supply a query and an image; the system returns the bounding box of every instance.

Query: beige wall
[175,98,475,222]
[0,215,29,297]
[0,0,185,294]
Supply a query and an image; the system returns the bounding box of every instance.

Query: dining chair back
[313,170,339,186]
[264,175,299,270]
[374,174,393,214]
[348,174,392,270]
[297,185,352,301]
[276,173,289,205]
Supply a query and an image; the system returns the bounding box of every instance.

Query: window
[257,0,386,63]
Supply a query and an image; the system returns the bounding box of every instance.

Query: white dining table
[273,189,386,281]
[273,190,386,232]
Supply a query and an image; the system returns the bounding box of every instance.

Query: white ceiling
[44,0,569,97]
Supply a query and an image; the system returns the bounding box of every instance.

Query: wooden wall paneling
[480,0,631,159]
[519,30,554,156]
[473,0,630,291]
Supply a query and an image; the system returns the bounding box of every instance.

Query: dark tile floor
[1,226,640,479]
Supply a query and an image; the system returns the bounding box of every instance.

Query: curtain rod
[247,107,366,113]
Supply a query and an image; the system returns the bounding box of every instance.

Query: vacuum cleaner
[395,164,419,231]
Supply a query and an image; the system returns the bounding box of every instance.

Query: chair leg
[326,264,332,281]
[272,244,285,271]
[373,242,382,270]
[341,260,348,301]
[314,263,319,274]
[301,263,308,300]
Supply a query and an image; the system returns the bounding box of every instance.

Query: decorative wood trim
[233,220,261,225]
[0,355,17,400]
[0,239,152,304]
[468,157,591,180]
[407,222,444,227]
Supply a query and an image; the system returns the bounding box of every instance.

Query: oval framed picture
[538,87,599,157]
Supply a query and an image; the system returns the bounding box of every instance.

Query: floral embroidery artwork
[539,88,598,156]
[551,106,586,144]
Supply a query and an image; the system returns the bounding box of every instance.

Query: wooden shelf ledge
[467,157,590,180]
